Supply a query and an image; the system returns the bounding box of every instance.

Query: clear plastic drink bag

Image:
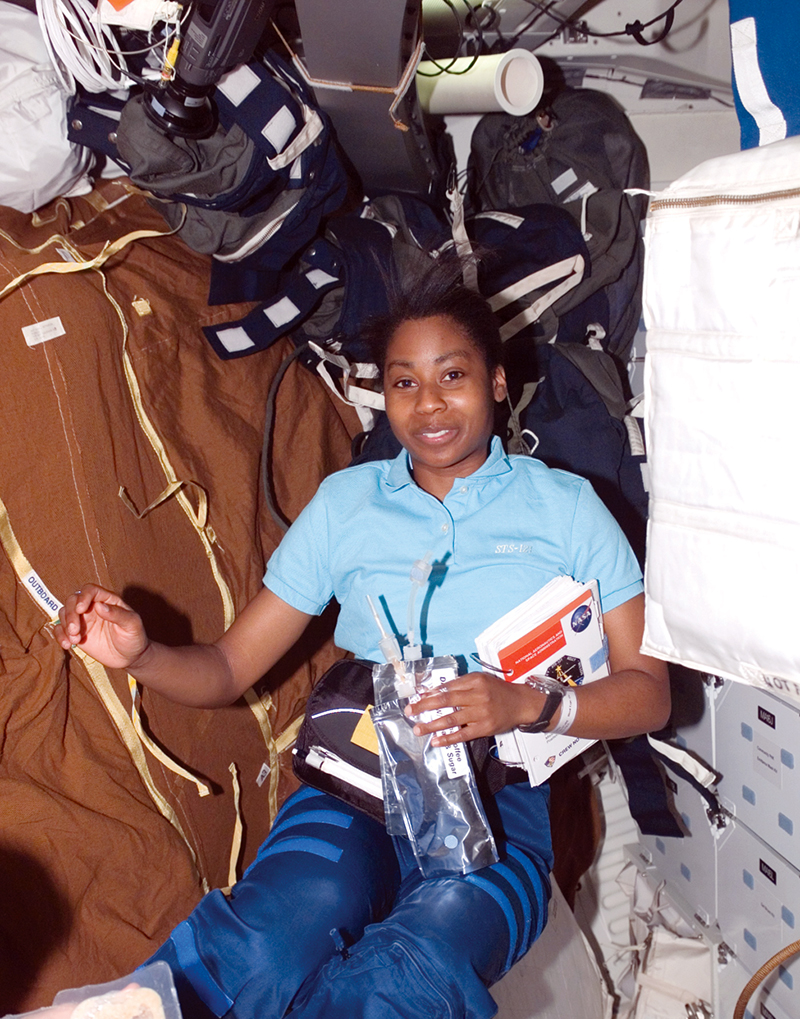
[371,656,498,877]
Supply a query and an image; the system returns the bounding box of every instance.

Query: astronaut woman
[56,263,669,1019]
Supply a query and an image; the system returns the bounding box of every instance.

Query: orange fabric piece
[0,181,360,1012]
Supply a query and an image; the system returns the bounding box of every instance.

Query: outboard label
[23,569,62,620]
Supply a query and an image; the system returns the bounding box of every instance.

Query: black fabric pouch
[292,659,527,826]
[292,659,385,824]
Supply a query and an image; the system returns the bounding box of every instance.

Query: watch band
[517,680,565,734]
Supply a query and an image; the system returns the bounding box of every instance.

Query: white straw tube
[416,49,544,117]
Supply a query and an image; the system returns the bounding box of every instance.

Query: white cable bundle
[35,0,131,94]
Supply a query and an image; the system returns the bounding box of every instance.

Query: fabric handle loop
[647,734,718,789]
[488,254,585,312]
[118,480,209,530]
[266,105,324,171]
[495,255,585,342]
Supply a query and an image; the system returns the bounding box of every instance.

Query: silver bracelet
[550,688,578,735]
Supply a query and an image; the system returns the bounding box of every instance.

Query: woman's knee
[246,787,399,918]
[144,789,400,1019]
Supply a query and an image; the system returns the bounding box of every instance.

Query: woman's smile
[416,425,456,440]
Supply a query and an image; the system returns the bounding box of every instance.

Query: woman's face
[383,315,507,500]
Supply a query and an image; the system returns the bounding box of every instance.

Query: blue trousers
[146,782,552,1019]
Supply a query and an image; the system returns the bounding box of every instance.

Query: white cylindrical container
[416,49,544,116]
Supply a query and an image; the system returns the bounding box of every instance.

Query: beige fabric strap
[494,255,586,342]
[97,275,237,633]
[274,714,304,755]
[647,734,718,789]
[102,275,283,803]
[447,186,479,292]
[225,762,244,891]
[243,687,280,825]
[127,675,211,797]
[308,342,384,431]
[30,198,73,227]
[267,105,324,171]
[487,254,585,313]
[119,481,209,531]
[0,226,178,301]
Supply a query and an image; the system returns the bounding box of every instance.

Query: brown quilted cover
[0,181,359,1013]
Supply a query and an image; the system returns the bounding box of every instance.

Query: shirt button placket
[438,509,456,558]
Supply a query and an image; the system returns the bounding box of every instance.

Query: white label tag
[256,762,271,787]
[439,740,470,779]
[306,268,338,289]
[22,317,65,347]
[22,569,62,619]
[551,167,578,195]
[754,735,782,788]
[414,666,469,778]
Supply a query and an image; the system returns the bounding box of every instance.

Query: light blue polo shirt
[264,437,643,668]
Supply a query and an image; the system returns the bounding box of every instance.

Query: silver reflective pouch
[371,658,498,877]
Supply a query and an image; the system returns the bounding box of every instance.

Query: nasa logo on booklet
[570,604,592,633]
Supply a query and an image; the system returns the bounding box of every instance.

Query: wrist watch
[517,676,565,734]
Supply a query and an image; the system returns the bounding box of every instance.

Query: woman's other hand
[55,584,149,671]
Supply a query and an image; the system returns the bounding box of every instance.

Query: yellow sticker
[351,706,379,756]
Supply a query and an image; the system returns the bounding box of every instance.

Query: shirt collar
[384,435,512,492]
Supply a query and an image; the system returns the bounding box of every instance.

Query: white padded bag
[0,6,92,212]
[641,136,800,702]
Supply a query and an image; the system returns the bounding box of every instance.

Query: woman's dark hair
[366,253,502,375]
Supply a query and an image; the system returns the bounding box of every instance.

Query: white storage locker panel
[716,817,800,1018]
[715,679,800,868]
[718,953,795,1019]
[640,768,720,928]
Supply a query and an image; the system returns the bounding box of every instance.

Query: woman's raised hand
[55,585,150,671]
